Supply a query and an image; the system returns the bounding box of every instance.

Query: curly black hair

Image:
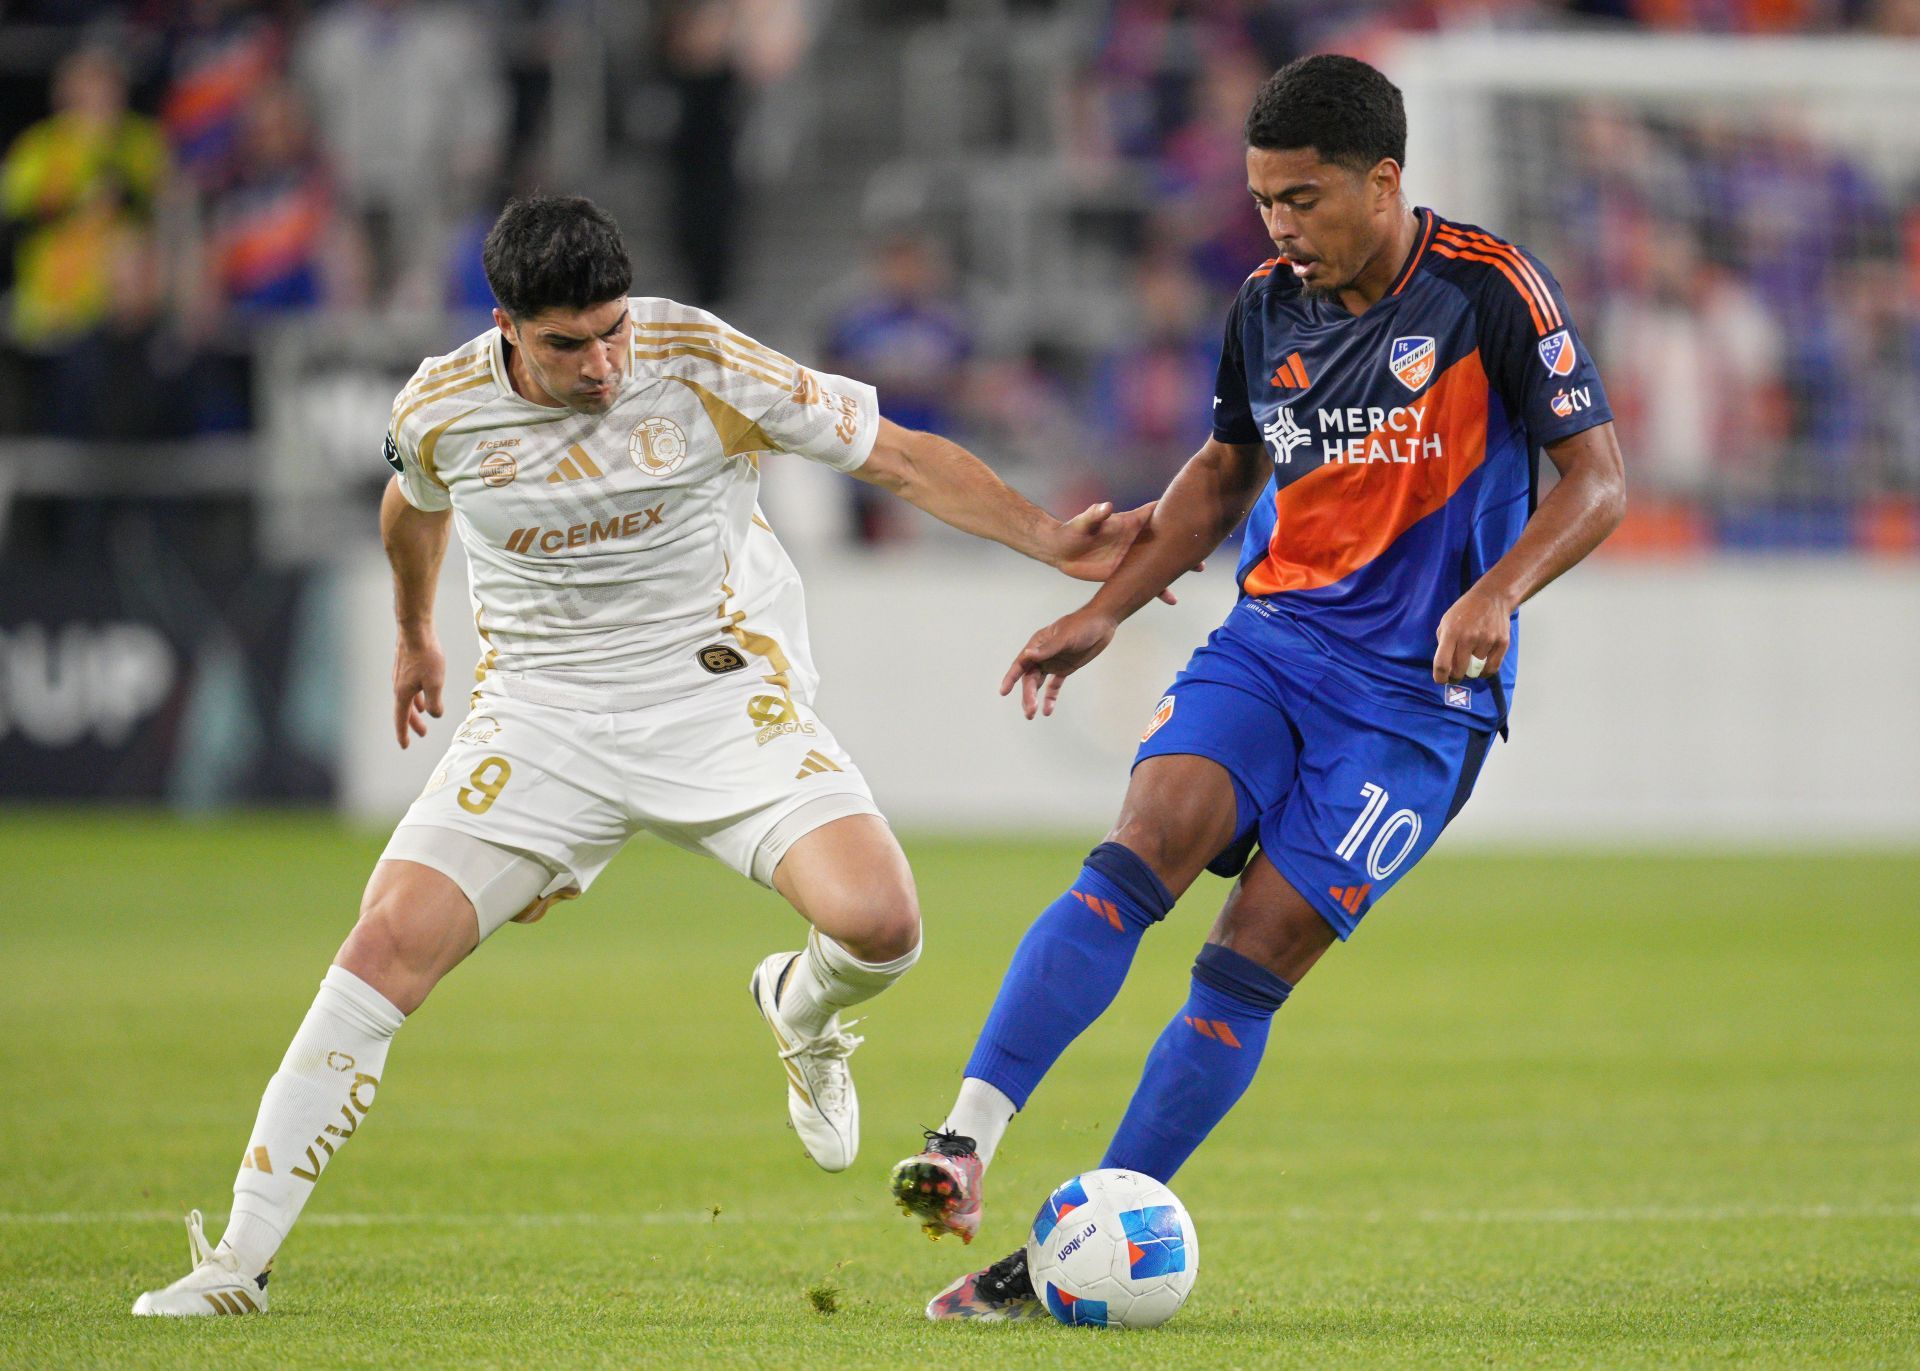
[482,194,633,319]
[1244,54,1407,173]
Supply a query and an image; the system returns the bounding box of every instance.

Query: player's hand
[1049,501,1187,606]
[1433,584,1513,684]
[1001,607,1118,719]
[393,631,446,749]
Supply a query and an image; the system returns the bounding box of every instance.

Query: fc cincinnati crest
[1388,336,1436,392]
[630,416,688,476]
[1538,329,1576,377]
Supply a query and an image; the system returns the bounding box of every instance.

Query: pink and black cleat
[888,1128,984,1243]
[925,1247,1043,1322]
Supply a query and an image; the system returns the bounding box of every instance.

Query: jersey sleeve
[1477,247,1613,449]
[751,363,881,473]
[1209,289,1260,446]
[384,410,451,512]
[638,301,880,472]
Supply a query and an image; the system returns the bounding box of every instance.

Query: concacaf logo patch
[1538,329,1576,377]
[1141,695,1175,742]
[1387,336,1436,392]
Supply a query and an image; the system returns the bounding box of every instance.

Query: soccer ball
[1025,1168,1198,1330]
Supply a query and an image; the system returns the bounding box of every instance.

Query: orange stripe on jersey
[1389,210,1436,296]
[1432,240,1548,336]
[1249,256,1282,279]
[1438,227,1561,328]
[1240,349,1490,598]
[1435,230,1560,332]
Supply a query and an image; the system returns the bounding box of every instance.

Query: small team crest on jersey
[479,452,518,487]
[1538,329,1576,377]
[454,714,502,744]
[1388,336,1436,392]
[1445,683,1472,710]
[1141,695,1175,742]
[630,416,688,476]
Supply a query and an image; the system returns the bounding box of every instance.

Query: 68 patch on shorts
[1133,613,1494,939]
[400,676,879,894]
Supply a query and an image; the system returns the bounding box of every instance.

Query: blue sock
[1099,943,1292,1182]
[963,843,1174,1109]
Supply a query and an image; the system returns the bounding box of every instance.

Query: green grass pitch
[3,814,1916,1368]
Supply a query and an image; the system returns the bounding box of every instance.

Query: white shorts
[382,679,880,916]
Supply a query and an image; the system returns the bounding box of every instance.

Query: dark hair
[482,194,633,318]
[1244,54,1407,173]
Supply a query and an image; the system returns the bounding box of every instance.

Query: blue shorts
[1134,603,1493,939]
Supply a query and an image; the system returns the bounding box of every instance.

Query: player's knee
[1102,820,1194,896]
[342,870,476,1009]
[841,892,921,962]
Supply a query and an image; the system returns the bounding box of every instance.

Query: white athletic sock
[942,1077,1017,1167]
[777,928,920,1038]
[217,966,405,1273]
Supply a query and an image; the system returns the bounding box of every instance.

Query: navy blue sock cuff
[1193,942,1292,1013]
[1084,842,1175,925]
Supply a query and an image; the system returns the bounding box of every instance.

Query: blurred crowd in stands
[829,0,1920,550]
[0,0,522,438]
[3,0,1916,556]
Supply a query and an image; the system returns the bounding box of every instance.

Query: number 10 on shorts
[1335,782,1422,882]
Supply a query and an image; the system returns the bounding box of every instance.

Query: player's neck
[502,337,564,408]
[1334,204,1421,317]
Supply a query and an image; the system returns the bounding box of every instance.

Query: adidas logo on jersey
[504,503,665,555]
[546,444,606,483]
[1268,351,1310,390]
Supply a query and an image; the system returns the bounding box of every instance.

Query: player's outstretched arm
[852,418,1173,597]
[1432,421,1627,684]
[1002,437,1268,719]
[381,476,453,749]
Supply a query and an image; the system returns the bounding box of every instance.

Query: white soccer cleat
[749,951,863,1172]
[131,1209,270,1316]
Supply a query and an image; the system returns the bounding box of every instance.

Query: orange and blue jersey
[1209,208,1612,730]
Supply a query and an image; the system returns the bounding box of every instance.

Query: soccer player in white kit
[132,195,1163,1316]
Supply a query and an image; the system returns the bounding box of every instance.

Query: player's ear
[493,307,516,344]
[1370,157,1401,205]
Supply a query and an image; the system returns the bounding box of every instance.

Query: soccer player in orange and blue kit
[891,54,1628,1320]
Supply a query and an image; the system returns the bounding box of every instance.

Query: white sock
[777,928,920,1038]
[941,1077,1016,1167]
[217,966,405,1273]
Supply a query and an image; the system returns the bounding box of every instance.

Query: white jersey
[385,297,880,713]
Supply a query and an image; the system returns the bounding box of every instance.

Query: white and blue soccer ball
[1025,1168,1198,1330]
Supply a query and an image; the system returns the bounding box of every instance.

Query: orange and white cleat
[889,1128,985,1243]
